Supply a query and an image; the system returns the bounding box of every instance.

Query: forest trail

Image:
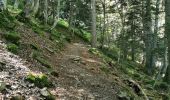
[50,42,118,100]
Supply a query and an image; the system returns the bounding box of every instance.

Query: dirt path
[51,42,118,100]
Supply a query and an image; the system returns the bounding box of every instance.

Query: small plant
[4,32,21,44]
[26,73,53,88]
[6,43,19,54]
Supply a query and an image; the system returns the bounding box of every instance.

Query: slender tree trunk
[101,0,106,48]
[153,0,160,69]
[164,0,170,83]
[51,0,60,30]
[33,0,39,16]
[14,0,19,9]
[44,0,48,25]
[143,0,154,75]
[91,0,97,47]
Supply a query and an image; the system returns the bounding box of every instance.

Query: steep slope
[0,40,46,99]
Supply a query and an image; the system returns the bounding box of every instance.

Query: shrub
[26,73,53,88]
[4,32,21,44]
[6,43,19,54]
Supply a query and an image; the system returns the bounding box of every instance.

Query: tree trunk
[33,0,39,16]
[152,0,160,69]
[51,0,60,30]
[91,0,97,47]
[143,0,154,75]
[164,0,170,83]
[44,0,48,25]
[14,0,19,9]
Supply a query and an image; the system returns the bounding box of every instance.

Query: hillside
[0,7,169,100]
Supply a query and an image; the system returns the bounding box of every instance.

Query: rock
[10,95,25,100]
[0,82,6,92]
[40,88,55,100]
[28,96,38,100]
[40,88,50,97]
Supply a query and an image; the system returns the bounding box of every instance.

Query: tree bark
[143,0,154,75]
[164,0,170,83]
[51,0,60,30]
[91,0,97,47]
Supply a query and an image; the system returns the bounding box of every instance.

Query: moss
[6,43,19,54]
[26,73,53,88]
[4,32,21,44]
[57,19,69,28]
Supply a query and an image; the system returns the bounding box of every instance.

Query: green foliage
[74,29,91,42]
[0,10,16,30]
[154,82,169,92]
[6,43,19,54]
[100,47,119,61]
[7,5,22,16]
[88,48,100,56]
[57,19,69,28]
[26,73,53,88]
[4,32,21,44]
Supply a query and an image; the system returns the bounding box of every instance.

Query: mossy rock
[0,82,6,92]
[26,73,53,88]
[10,95,25,100]
[4,32,21,44]
[6,43,19,54]
[40,88,55,100]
